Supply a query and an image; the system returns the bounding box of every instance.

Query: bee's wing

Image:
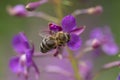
[38,31,51,38]
[39,32,50,38]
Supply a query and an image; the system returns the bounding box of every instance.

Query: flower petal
[102,42,119,55]
[70,26,85,35]
[12,32,30,54]
[49,23,62,32]
[103,26,114,42]
[61,15,76,32]
[26,49,33,66]
[90,27,103,40]
[67,34,82,50]
[9,57,23,73]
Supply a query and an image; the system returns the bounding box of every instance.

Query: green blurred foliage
[0,0,120,80]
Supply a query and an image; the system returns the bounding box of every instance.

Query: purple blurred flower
[7,5,28,17]
[9,32,39,79]
[49,15,85,50]
[45,60,93,80]
[90,26,119,55]
[117,74,120,80]
[45,65,72,78]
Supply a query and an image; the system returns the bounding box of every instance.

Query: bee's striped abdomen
[40,37,56,53]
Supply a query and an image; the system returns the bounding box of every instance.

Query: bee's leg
[53,47,63,59]
[53,49,59,57]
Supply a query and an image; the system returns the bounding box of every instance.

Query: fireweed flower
[7,5,28,17]
[49,15,85,51]
[9,32,39,79]
[90,26,119,55]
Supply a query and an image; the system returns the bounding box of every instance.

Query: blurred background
[0,0,120,80]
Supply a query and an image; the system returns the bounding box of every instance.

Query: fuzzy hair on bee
[39,31,70,53]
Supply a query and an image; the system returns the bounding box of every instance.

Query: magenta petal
[102,42,119,55]
[67,34,82,50]
[61,15,76,32]
[12,32,30,54]
[9,57,23,73]
[23,44,34,66]
[25,50,33,66]
[70,26,85,35]
[49,23,62,32]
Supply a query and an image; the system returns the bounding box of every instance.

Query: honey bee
[40,31,70,53]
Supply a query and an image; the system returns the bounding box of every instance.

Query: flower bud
[26,0,48,11]
[7,5,27,17]
[103,61,120,69]
[87,6,103,15]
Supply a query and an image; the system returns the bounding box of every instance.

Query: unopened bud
[103,61,120,69]
[26,0,48,11]
[7,5,27,17]
[87,6,103,15]
[26,2,41,11]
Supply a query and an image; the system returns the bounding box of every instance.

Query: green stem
[67,47,82,80]
[76,47,93,59]
[52,0,63,23]
[52,1,82,80]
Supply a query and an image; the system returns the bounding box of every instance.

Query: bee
[40,31,70,53]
